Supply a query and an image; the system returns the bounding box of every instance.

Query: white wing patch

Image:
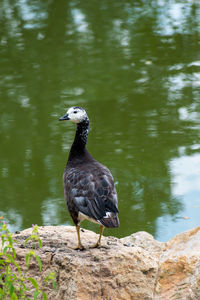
[104,212,112,218]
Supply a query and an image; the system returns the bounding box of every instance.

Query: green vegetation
[0,217,57,299]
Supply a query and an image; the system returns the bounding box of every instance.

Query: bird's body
[59,106,119,249]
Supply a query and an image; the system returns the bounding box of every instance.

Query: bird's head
[59,106,88,124]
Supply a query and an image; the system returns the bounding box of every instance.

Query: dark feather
[61,106,119,233]
[64,159,119,228]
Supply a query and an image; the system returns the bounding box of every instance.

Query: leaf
[25,253,31,266]
[25,250,35,267]
[29,250,35,256]
[35,255,42,271]
[31,234,38,241]
[34,290,40,300]
[42,292,47,300]
[8,235,13,246]
[0,288,4,297]
[32,225,39,234]
[28,277,39,290]
[9,282,15,294]
[3,246,8,254]
[53,281,57,292]
[5,255,21,275]
[5,253,12,261]
[12,247,16,259]
[38,238,42,248]
[11,292,18,300]
[0,259,5,266]
[24,236,32,246]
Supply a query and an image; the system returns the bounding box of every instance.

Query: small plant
[0,217,57,299]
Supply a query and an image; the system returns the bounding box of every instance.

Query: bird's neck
[68,120,89,161]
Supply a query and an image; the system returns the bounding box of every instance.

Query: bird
[59,106,119,250]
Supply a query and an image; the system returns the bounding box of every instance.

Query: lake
[0,0,200,241]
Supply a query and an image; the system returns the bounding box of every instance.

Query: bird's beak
[59,113,69,121]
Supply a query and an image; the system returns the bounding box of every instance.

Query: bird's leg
[74,225,85,250]
[91,225,104,248]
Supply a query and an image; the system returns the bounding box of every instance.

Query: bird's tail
[99,213,119,228]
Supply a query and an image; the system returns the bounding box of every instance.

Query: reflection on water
[157,152,200,241]
[171,153,200,196]
[0,0,200,240]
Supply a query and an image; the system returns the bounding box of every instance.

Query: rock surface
[13,225,200,300]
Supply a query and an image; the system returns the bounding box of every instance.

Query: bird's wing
[64,164,118,223]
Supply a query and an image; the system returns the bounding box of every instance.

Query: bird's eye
[74,111,77,114]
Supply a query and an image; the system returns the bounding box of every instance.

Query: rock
[155,226,200,300]
[10,226,200,300]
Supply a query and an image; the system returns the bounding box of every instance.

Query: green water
[1,0,200,241]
